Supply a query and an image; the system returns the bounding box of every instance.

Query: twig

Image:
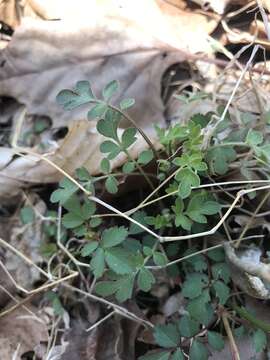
[225,1,256,19]
[86,311,115,332]
[109,104,159,160]
[0,285,36,318]
[0,237,50,280]
[11,107,26,148]
[10,108,270,244]
[203,45,260,149]
[13,146,91,196]
[64,284,154,328]
[125,179,270,216]
[222,312,240,360]
[160,183,270,242]
[11,134,270,243]
[146,235,264,269]
[234,191,270,248]
[256,0,270,40]
[12,130,270,243]
[12,344,21,360]
[0,270,77,319]
[233,305,270,333]
[128,166,182,212]
[0,293,35,319]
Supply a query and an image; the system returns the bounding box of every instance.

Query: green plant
[47,80,270,359]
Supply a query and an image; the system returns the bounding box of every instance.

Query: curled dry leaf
[0,305,48,360]
[224,243,270,299]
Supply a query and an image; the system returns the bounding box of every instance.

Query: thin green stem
[233,305,270,332]
[126,166,182,214]
[122,148,155,190]
[109,104,159,160]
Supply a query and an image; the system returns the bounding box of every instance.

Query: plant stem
[203,45,260,150]
[122,148,155,190]
[234,190,270,248]
[109,104,159,160]
[126,166,181,214]
[233,305,270,333]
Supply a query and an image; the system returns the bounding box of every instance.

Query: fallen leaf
[0,120,160,199]
[0,304,48,360]
[224,243,270,299]
[0,1,218,198]
[0,0,217,127]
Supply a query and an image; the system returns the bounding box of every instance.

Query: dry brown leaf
[225,243,270,299]
[0,1,216,128]
[0,0,218,197]
[0,120,160,198]
[0,305,48,359]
